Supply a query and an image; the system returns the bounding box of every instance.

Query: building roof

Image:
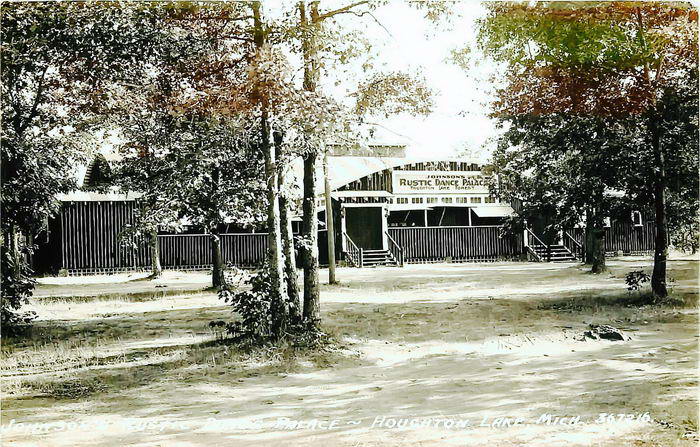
[57,190,142,201]
[289,156,486,197]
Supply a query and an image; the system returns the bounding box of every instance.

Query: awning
[471,205,515,217]
[331,190,393,198]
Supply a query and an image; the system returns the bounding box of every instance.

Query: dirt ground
[2,257,698,447]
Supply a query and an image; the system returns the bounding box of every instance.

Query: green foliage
[1,2,174,327]
[475,2,697,116]
[625,270,650,292]
[0,234,37,333]
[216,263,304,343]
[492,113,629,232]
[477,2,698,274]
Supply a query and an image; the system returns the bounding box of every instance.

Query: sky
[96,1,498,167]
[330,1,498,161]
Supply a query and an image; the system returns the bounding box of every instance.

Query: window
[470,197,482,204]
[396,197,408,204]
[456,197,468,204]
[427,197,438,204]
[484,196,496,203]
[411,197,423,204]
[631,211,643,227]
[442,197,453,203]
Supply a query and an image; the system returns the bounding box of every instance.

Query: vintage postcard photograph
[1,1,698,446]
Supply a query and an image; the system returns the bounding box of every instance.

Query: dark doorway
[388,210,426,227]
[345,207,384,249]
[427,207,469,226]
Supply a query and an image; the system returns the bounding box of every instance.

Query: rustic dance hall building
[33,146,656,275]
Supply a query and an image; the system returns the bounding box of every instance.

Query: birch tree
[293,0,438,324]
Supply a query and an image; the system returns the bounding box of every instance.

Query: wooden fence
[59,232,269,274]
[50,201,270,274]
[45,201,655,274]
[566,221,655,254]
[58,201,151,272]
[387,226,524,263]
[159,233,268,270]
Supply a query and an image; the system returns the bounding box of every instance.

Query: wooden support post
[323,151,337,284]
[381,205,388,249]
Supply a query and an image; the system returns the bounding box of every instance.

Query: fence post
[359,248,363,268]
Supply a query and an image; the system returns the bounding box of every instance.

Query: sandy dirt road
[2,258,698,446]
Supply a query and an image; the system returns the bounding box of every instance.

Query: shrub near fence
[388,226,524,263]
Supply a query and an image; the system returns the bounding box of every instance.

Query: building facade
[33,149,655,275]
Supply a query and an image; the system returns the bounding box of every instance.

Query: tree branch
[18,65,49,135]
[339,9,392,36]
[315,1,370,22]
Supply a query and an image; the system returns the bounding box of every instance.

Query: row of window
[394,196,498,205]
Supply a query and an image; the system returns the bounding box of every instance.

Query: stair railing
[525,228,549,262]
[563,231,583,260]
[385,231,404,267]
[342,232,362,268]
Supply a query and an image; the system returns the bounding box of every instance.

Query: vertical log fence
[387,226,524,263]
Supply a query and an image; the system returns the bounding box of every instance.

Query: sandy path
[3,318,696,447]
[3,259,698,446]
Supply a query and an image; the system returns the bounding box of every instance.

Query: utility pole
[323,150,338,284]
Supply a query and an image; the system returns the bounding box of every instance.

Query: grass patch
[2,327,356,400]
[537,290,697,312]
[32,379,109,399]
[35,287,210,303]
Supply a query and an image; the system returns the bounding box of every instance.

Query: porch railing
[563,231,583,260]
[342,232,362,267]
[525,228,549,262]
[385,231,404,267]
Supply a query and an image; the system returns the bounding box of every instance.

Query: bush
[1,235,37,334]
[218,265,274,341]
[625,270,650,293]
[214,264,323,346]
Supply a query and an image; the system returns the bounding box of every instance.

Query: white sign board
[392,171,491,194]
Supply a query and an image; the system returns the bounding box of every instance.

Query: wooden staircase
[525,229,578,262]
[342,232,403,268]
[361,249,399,267]
[528,244,577,262]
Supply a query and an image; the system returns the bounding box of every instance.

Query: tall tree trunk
[276,141,301,322]
[587,207,607,273]
[590,226,607,274]
[280,194,301,321]
[299,1,321,325]
[650,118,668,298]
[302,153,320,323]
[262,120,288,337]
[149,227,162,279]
[10,225,23,282]
[254,2,288,337]
[210,230,224,289]
[584,209,594,264]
